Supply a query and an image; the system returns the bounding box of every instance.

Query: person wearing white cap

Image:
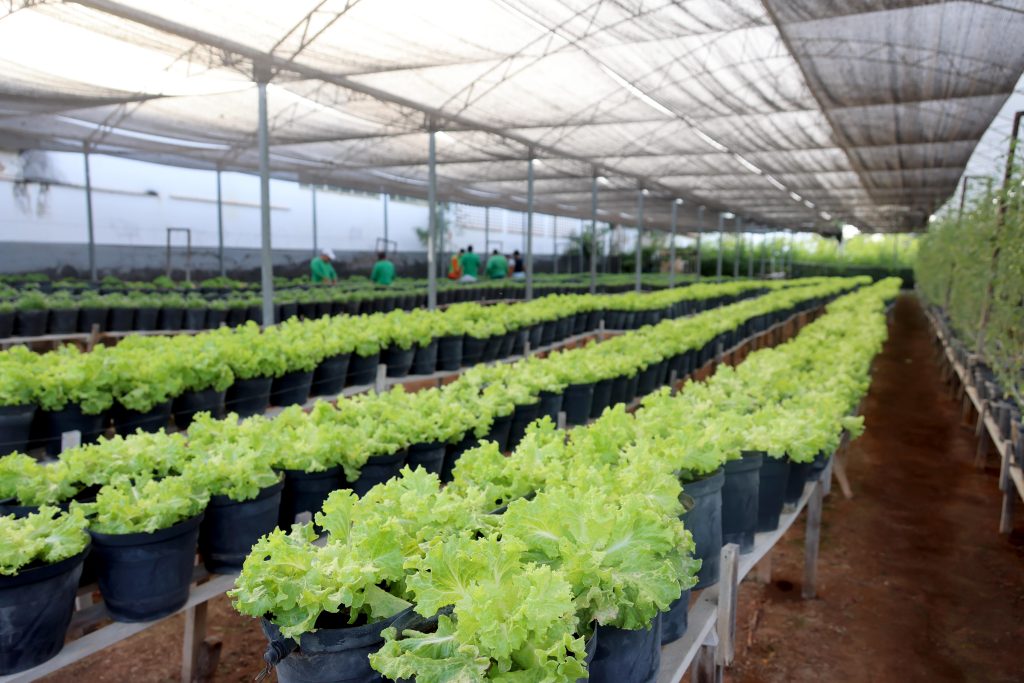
[310,247,338,284]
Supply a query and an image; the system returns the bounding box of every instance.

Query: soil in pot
[311,353,351,397]
[199,480,283,573]
[278,467,345,529]
[661,589,692,645]
[225,377,273,419]
[589,378,614,419]
[436,335,463,371]
[681,468,724,590]
[757,456,790,532]
[43,404,106,456]
[112,399,172,435]
[590,614,662,683]
[90,513,203,622]
[15,310,47,337]
[0,547,88,675]
[406,441,446,476]
[508,402,540,450]
[172,388,226,430]
[461,336,487,366]
[271,370,314,407]
[260,608,407,683]
[486,413,513,452]
[410,340,438,375]
[783,458,813,506]
[346,352,380,387]
[563,382,595,426]
[0,404,36,456]
[721,452,763,553]
[382,346,416,378]
[48,308,79,334]
[350,451,408,497]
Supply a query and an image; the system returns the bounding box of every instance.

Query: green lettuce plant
[0,506,89,575]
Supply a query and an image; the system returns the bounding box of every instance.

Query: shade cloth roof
[1,0,1022,234]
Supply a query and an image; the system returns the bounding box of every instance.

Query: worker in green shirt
[370,251,396,286]
[485,249,508,279]
[458,245,481,282]
[310,247,338,284]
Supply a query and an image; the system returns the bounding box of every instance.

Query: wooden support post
[802,482,823,599]
[832,449,854,499]
[715,543,739,666]
[753,551,772,584]
[691,631,721,683]
[374,364,387,394]
[181,601,208,683]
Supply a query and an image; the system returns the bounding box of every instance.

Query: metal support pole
[484,206,490,253]
[635,189,645,292]
[311,184,318,257]
[578,219,585,274]
[759,232,767,277]
[589,174,598,294]
[427,130,438,310]
[747,231,754,278]
[256,79,275,327]
[732,216,741,278]
[553,216,558,275]
[526,155,535,300]
[716,213,725,282]
[668,199,679,288]
[382,191,389,245]
[83,144,97,283]
[696,206,705,280]
[216,169,225,277]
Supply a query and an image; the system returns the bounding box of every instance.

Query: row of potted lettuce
[0,276,876,676]
[0,280,794,456]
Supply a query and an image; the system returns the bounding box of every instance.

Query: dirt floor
[41,294,1024,683]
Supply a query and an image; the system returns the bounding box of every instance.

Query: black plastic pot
[539,320,556,346]
[135,307,159,331]
[721,452,763,553]
[278,467,345,529]
[590,614,662,683]
[108,307,134,331]
[199,480,283,573]
[411,340,438,375]
[0,311,13,338]
[184,308,207,330]
[442,433,478,483]
[15,310,47,337]
[271,370,314,407]
[0,404,36,456]
[77,307,108,333]
[681,468,724,590]
[48,308,79,334]
[225,377,273,418]
[437,335,463,372]
[382,346,416,378]
[808,450,830,481]
[173,388,226,430]
[497,330,516,358]
[624,373,640,404]
[462,335,487,366]
[563,383,595,426]
[112,399,172,435]
[350,451,408,497]
[90,513,203,622]
[757,456,790,532]
[205,308,228,329]
[43,404,106,456]
[481,334,503,362]
[0,546,88,675]
[528,323,543,350]
[637,362,661,396]
[486,413,513,452]
[311,353,351,397]
[346,352,380,387]
[508,402,540,450]
[661,589,692,645]
[157,306,184,330]
[610,375,629,407]
[406,441,446,476]
[783,458,813,506]
[538,390,564,424]
[260,609,404,683]
[590,378,614,419]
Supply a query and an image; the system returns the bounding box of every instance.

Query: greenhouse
[0,1,1022,682]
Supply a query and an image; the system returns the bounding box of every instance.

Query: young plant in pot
[14,291,48,337]
[171,334,234,429]
[76,474,209,622]
[370,533,589,683]
[0,299,14,338]
[108,342,184,434]
[62,429,190,490]
[0,346,39,455]
[0,453,78,517]
[0,506,90,675]
[268,319,325,407]
[218,323,288,417]
[35,345,115,455]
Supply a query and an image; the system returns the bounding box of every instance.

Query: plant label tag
[61,430,82,452]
